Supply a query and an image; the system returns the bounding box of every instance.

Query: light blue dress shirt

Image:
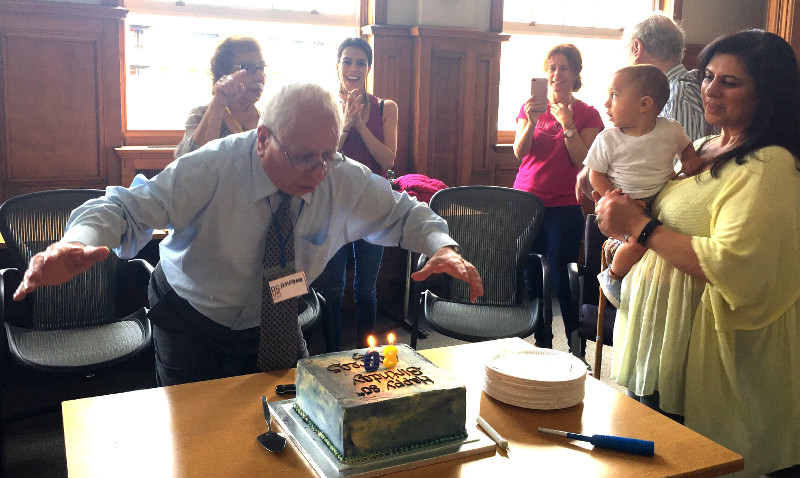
[62,130,456,330]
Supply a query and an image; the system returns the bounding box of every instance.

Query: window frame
[496,0,679,144]
[121,0,362,145]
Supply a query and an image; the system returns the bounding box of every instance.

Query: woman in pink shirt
[513,44,603,352]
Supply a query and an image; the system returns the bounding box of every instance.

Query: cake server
[257,396,287,453]
[537,427,654,456]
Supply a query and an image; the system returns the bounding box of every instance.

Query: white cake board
[270,399,496,477]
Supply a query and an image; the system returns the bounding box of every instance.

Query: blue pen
[538,427,654,457]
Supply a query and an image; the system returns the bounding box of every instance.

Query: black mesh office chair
[0,189,153,375]
[410,186,551,349]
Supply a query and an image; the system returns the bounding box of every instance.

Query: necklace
[225,107,260,133]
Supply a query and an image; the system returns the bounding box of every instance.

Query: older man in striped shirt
[576,13,713,201]
[625,13,712,141]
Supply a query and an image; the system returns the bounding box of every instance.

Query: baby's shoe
[597,268,621,308]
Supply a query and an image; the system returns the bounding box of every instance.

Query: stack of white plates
[483,348,588,409]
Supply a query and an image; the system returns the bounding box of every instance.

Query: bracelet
[636,219,662,247]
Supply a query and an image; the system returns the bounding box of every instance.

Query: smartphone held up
[530,78,547,113]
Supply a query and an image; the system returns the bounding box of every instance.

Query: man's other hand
[411,246,484,303]
[13,242,110,301]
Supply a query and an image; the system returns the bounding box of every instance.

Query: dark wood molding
[410,26,510,41]
[357,0,368,31]
[125,130,184,147]
[653,0,683,21]
[490,0,504,33]
[115,147,176,187]
[767,0,800,60]
[372,0,388,25]
[496,130,516,145]
[0,0,128,19]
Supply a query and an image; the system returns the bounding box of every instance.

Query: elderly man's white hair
[624,12,686,63]
[260,82,343,137]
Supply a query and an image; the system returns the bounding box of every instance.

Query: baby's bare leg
[609,242,648,278]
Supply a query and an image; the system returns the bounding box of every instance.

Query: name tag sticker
[269,271,308,304]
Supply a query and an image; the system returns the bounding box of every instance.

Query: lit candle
[363,335,380,372]
[383,332,398,369]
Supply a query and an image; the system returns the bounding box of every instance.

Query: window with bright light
[498,1,654,133]
[124,1,357,130]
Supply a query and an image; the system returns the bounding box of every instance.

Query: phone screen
[530,78,547,113]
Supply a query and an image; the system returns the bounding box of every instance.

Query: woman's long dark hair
[337,37,373,68]
[697,30,800,176]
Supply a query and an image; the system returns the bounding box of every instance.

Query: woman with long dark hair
[323,37,398,350]
[595,30,800,476]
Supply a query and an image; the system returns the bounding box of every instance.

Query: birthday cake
[294,344,467,463]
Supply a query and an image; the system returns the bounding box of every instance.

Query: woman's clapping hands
[340,88,365,132]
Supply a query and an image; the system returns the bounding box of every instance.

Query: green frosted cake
[294,344,467,463]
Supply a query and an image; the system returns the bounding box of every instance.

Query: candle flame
[367,335,376,347]
[387,332,395,345]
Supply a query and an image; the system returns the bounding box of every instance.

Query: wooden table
[62,338,743,477]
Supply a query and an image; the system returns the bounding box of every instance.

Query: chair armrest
[129,258,155,275]
[529,253,552,323]
[1,268,29,327]
[415,253,428,272]
[116,258,155,317]
[568,262,581,316]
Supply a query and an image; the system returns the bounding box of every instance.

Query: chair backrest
[0,189,119,329]
[428,186,544,305]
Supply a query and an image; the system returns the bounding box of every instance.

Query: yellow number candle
[383,332,398,369]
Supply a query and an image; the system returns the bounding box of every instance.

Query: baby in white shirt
[584,64,702,306]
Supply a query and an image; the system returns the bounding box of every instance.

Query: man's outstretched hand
[411,246,484,303]
[13,242,110,301]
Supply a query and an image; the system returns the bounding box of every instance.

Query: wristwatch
[563,128,577,138]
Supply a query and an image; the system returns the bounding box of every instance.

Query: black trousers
[147,263,306,386]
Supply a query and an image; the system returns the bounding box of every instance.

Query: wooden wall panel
[4,35,102,183]
[471,57,492,184]
[409,27,508,187]
[0,2,126,200]
[430,53,463,186]
[364,24,508,186]
[363,25,414,175]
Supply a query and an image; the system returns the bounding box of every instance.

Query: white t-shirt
[584,117,691,199]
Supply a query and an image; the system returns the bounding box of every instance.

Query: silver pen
[476,416,509,452]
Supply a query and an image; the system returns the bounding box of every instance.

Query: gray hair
[624,13,685,62]
[260,82,343,137]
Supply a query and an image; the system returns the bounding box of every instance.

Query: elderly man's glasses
[236,62,266,75]
[271,132,343,173]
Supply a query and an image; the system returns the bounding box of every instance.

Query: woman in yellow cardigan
[595,30,800,476]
